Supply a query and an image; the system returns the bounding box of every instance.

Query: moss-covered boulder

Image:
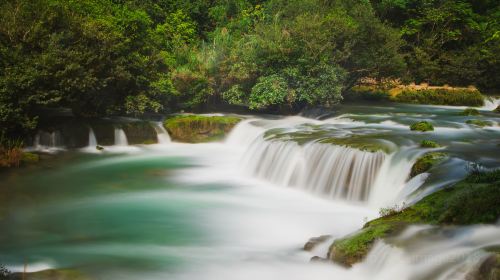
[410,152,446,177]
[494,106,500,113]
[466,119,494,128]
[420,140,440,148]
[327,169,500,267]
[410,121,434,132]
[163,115,241,143]
[461,108,480,116]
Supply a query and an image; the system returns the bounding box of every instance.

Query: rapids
[1,102,499,280]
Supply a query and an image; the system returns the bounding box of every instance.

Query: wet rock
[467,252,500,280]
[304,235,331,251]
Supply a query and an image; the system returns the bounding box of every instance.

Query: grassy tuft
[410,121,434,132]
[461,108,480,116]
[466,119,493,127]
[420,140,440,148]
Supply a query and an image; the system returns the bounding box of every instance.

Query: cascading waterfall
[114,128,129,146]
[241,137,386,201]
[88,128,97,147]
[33,130,64,151]
[152,122,171,144]
[231,119,426,204]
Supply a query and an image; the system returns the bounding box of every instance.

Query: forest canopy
[1,0,499,139]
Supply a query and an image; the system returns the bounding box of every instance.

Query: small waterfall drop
[480,96,500,110]
[241,137,386,201]
[152,122,171,144]
[88,128,97,147]
[32,130,64,152]
[114,128,128,146]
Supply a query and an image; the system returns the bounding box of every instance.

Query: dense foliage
[0,0,499,140]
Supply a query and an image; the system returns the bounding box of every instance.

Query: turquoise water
[0,102,499,279]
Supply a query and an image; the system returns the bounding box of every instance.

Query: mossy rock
[327,169,500,267]
[420,140,440,148]
[466,119,493,127]
[163,115,241,143]
[121,122,157,145]
[410,121,434,132]
[410,152,446,177]
[11,268,91,280]
[494,106,500,113]
[21,152,39,164]
[461,108,480,116]
[469,252,500,280]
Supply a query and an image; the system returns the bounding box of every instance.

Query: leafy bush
[249,75,290,110]
[410,121,434,132]
[392,89,484,106]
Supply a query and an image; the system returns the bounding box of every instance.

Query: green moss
[420,140,440,148]
[20,152,39,164]
[461,108,480,116]
[328,169,500,267]
[410,121,434,132]
[466,119,493,127]
[320,137,392,153]
[141,139,157,145]
[163,115,241,143]
[391,88,484,106]
[494,106,500,113]
[410,152,446,177]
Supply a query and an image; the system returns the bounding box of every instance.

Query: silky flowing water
[0,102,499,279]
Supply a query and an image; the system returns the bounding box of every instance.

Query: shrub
[392,89,484,106]
[410,121,434,132]
[420,140,440,148]
[461,108,480,116]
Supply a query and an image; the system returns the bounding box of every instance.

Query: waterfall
[114,128,128,146]
[152,122,171,144]
[480,96,500,110]
[33,130,63,150]
[88,128,97,147]
[241,137,386,201]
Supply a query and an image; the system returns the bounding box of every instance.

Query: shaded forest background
[1,0,499,139]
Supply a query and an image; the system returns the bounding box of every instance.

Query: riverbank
[349,83,488,107]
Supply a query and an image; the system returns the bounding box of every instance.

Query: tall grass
[0,135,24,168]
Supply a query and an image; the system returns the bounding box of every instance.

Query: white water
[241,138,385,201]
[88,128,97,147]
[27,130,65,153]
[481,96,500,110]
[114,128,129,146]
[227,119,424,205]
[152,122,171,144]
